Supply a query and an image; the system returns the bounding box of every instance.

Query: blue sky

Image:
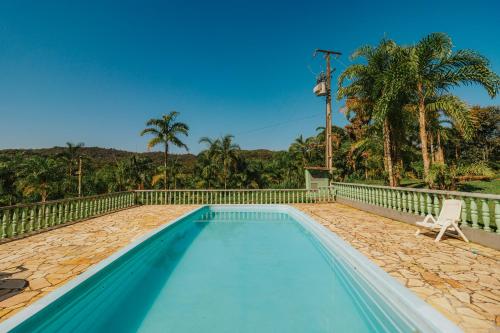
[0,0,498,154]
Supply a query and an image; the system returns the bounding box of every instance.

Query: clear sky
[0,0,498,154]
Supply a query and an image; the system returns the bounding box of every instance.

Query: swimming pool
[0,205,461,332]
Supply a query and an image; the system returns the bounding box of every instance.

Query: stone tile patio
[0,203,498,332]
[0,205,198,321]
[294,203,500,333]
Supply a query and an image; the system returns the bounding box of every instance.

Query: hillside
[0,146,283,169]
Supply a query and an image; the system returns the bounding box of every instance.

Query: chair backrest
[437,199,462,225]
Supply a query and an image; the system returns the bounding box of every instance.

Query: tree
[289,135,311,167]
[338,39,409,186]
[114,159,132,191]
[16,156,63,202]
[461,106,500,163]
[402,93,476,166]
[128,155,153,190]
[406,33,499,179]
[166,159,184,189]
[58,142,85,195]
[59,142,85,177]
[218,135,240,189]
[152,158,183,189]
[197,137,221,188]
[199,135,240,189]
[0,156,18,206]
[140,112,189,190]
[195,150,219,189]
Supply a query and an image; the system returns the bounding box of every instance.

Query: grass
[346,178,425,187]
[457,179,500,195]
[346,178,500,195]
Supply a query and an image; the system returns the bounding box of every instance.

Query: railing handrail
[2,184,497,211]
[135,188,314,193]
[0,191,137,241]
[0,188,329,211]
[0,191,134,211]
[0,188,333,241]
[331,181,499,234]
[330,182,500,200]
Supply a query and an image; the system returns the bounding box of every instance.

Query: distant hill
[0,147,283,169]
[239,149,278,160]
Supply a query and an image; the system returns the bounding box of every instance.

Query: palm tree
[129,155,153,190]
[58,142,85,195]
[198,137,220,188]
[60,142,85,177]
[338,39,409,186]
[406,33,499,179]
[219,135,240,189]
[167,159,184,189]
[195,149,219,188]
[0,157,18,206]
[114,159,132,191]
[16,156,62,202]
[289,135,311,167]
[152,158,183,189]
[407,94,476,166]
[140,112,189,190]
[199,135,240,189]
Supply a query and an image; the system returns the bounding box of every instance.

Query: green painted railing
[135,188,333,205]
[331,182,500,233]
[0,188,333,241]
[0,192,136,241]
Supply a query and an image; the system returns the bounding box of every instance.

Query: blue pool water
[5,206,456,333]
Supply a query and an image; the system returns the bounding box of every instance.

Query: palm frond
[426,94,475,140]
[146,136,164,150]
[140,127,160,136]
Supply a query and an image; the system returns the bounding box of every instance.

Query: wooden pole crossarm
[313,49,342,57]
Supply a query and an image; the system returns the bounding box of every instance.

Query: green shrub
[409,161,424,180]
[456,162,495,179]
[426,163,456,190]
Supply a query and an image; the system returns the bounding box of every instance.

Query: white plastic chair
[415,199,469,242]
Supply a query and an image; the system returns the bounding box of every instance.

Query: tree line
[0,33,499,206]
[0,115,309,206]
[336,32,499,188]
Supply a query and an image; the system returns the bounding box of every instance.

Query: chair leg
[435,224,448,242]
[451,222,469,243]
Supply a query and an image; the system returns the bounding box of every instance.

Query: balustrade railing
[0,192,136,241]
[331,182,500,233]
[2,183,497,240]
[0,188,333,241]
[135,188,332,206]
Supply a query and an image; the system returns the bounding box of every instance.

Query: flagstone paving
[294,203,500,333]
[0,205,198,321]
[0,203,498,332]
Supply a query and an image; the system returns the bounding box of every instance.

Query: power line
[333,57,349,69]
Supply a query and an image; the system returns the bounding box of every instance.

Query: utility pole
[78,156,82,197]
[313,49,341,172]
